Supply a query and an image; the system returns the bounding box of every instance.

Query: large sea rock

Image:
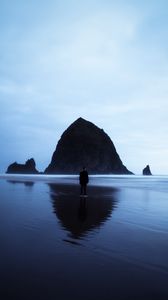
[45,117,133,174]
[6,158,39,174]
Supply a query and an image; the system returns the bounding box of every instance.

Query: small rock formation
[142,165,152,175]
[45,117,133,174]
[6,158,39,174]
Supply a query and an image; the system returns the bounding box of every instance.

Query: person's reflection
[48,184,118,240]
[78,197,87,222]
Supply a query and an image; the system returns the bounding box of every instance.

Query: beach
[0,174,168,300]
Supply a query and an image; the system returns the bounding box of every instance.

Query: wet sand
[0,175,168,299]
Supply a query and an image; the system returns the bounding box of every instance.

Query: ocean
[0,174,168,300]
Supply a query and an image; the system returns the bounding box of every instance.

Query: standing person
[79,166,89,196]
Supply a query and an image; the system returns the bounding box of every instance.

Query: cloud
[0,0,168,174]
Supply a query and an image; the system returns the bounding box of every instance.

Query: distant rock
[142,165,152,175]
[6,158,39,174]
[45,117,133,174]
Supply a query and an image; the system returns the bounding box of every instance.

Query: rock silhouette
[142,165,152,175]
[6,158,39,174]
[45,117,133,174]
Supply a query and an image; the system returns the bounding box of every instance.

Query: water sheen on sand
[0,174,168,300]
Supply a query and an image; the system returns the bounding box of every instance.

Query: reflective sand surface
[0,175,168,300]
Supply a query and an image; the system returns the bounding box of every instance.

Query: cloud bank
[0,0,168,174]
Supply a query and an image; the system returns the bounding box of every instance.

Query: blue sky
[0,0,168,174]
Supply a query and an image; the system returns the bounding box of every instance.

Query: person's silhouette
[79,167,89,196]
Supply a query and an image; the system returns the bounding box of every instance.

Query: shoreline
[1,174,168,194]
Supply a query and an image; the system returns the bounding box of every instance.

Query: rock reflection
[48,184,118,240]
[7,180,34,187]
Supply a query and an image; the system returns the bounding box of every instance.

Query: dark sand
[0,175,168,300]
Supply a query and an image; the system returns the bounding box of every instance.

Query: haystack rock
[45,117,133,174]
[6,158,39,174]
[142,165,152,175]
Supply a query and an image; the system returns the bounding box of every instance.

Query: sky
[0,0,168,174]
